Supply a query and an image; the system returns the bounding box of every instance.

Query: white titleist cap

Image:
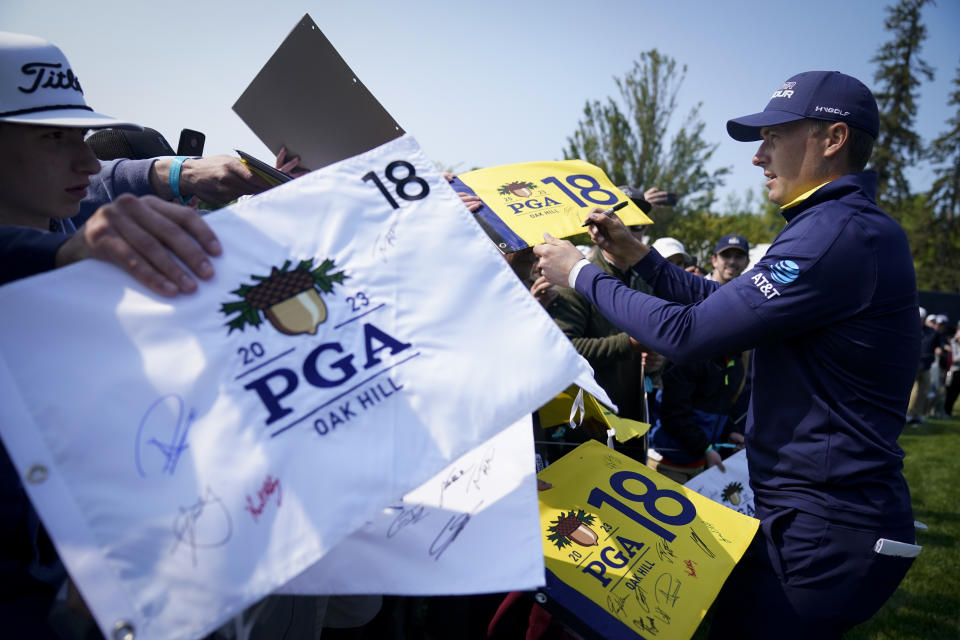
[0,31,139,130]
[651,237,691,263]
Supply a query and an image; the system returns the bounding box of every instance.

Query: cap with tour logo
[0,31,139,130]
[726,70,878,142]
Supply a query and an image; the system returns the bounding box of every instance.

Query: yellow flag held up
[460,160,652,249]
[538,385,650,444]
[537,441,759,640]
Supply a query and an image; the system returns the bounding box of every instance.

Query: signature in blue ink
[134,394,196,478]
[171,486,233,567]
[429,512,470,561]
[373,219,400,263]
[428,500,483,561]
[469,447,495,493]
[438,447,496,507]
[386,504,428,538]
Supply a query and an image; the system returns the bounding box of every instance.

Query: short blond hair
[808,119,874,172]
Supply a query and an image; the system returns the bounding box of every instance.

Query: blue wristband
[169,156,190,205]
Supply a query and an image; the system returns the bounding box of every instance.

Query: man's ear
[822,122,850,159]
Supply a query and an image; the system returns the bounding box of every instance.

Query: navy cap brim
[726,110,806,141]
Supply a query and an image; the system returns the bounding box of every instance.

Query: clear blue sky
[4,0,958,208]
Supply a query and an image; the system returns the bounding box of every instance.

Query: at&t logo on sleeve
[750,259,800,300]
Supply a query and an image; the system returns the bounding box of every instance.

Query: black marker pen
[581,200,628,226]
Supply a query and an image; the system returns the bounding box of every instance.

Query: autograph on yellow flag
[537,441,758,639]
[460,160,652,251]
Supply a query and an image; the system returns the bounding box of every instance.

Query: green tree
[927,63,960,220]
[564,49,730,237]
[899,194,960,291]
[663,189,784,269]
[916,62,960,291]
[871,0,935,208]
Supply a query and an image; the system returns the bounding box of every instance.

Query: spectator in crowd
[0,34,274,288]
[945,321,960,417]
[706,233,751,284]
[649,236,691,267]
[647,351,746,482]
[0,131,274,287]
[535,70,919,637]
[0,29,232,637]
[647,235,748,482]
[930,314,951,417]
[907,308,939,424]
[0,31,365,640]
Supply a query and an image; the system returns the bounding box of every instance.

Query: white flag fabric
[683,449,755,517]
[278,414,544,596]
[0,135,606,640]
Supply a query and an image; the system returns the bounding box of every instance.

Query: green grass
[693,416,960,639]
[846,416,960,639]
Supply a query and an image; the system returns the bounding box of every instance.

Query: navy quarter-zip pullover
[575,171,917,528]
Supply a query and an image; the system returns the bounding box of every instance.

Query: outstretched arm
[57,194,221,296]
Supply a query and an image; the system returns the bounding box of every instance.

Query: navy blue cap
[726,71,879,142]
[714,233,749,255]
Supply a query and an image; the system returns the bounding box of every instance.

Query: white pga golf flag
[277,414,544,597]
[0,135,608,640]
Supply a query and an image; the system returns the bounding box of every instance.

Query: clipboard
[233,14,404,172]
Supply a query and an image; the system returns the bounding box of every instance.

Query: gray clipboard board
[233,14,404,171]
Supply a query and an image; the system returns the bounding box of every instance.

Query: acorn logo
[722,481,744,506]
[769,259,800,285]
[546,509,599,549]
[221,259,347,336]
[498,180,537,198]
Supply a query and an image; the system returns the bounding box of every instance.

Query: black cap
[85,127,175,160]
[618,185,653,214]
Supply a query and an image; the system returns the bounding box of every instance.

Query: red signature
[245,475,282,522]
[684,559,697,577]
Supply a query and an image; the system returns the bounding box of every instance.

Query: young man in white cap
[0,30,264,635]
[0,31,270,292]
[649,236,691,268]
[535,70,919,637]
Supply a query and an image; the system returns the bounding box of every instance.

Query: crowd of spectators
[908,309,955,423]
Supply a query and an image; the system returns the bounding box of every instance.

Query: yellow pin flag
[538,385,651,444]
[537,441,759,639]
[460,160,652,249]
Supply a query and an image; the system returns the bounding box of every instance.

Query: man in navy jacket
[535,71,919,638]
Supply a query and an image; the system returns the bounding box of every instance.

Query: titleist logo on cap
[18,62,82,94]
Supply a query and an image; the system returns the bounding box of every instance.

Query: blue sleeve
[0,227,69,284]
[75,158,157,224]
[632,249,722,304]
[574,265,763,363]
[575,213,876,363]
